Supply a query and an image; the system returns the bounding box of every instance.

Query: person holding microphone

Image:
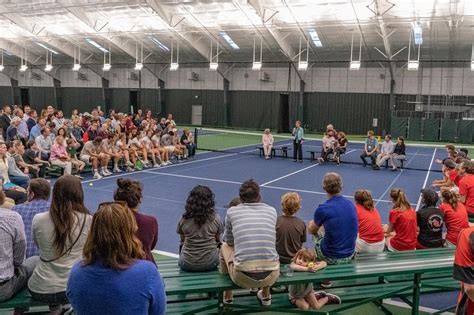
[292,120,304,163]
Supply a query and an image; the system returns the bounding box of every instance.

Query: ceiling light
[72,63,81,71]
[103,63,111,71]
[298,61,308,71]
[350,60,361,70]
[134,62,143,71]
[220,31,239,50]
[209,62,218,71]
[0,65,4,72]
[35,43,59,55]
[86,38,108,53]
[19,64,28,72]
[44,64,53,72]
[150,37,169,52]
[252,61,262,71]
[407,60,419,71]
[309,29,323,47]
[170,62,179,71]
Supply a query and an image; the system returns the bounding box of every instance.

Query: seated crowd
[3,161,473,313]
[0,105,197,206]
[1,110,473,313]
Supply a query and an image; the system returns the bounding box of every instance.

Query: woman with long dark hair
[114,178,158,264]
[67,202,166,315]
[177,185,222,272]
[28,175,91,314]
[389,136,406,171]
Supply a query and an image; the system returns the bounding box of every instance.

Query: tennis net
[194,128,443,172]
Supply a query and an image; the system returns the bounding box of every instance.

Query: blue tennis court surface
[80,140,453,312]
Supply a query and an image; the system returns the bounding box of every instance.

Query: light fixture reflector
[44,64,53,72]
[350,60,361,70]
[134,63,143,71]
[298,61,308,71]
[407,60,419,71]
[209,62,218,71]
[103,63,111,71]
[72,63,81,71]
[170,62,179,71]
[20,64,28,72]
[252,61,262,71]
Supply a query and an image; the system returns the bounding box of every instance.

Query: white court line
[383,299,453,315]
[374,149,419,208]
[262,184,415,205]
[82,152,238,184]
[416,147,438,211]
[152,249,179,259]
[142,170,242,185]
[261,149,356,187]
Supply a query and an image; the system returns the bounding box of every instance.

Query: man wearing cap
[416,189,444,249]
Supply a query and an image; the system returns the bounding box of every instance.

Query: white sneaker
[126,166,134,172]
[93,172,103,179]
[101,170,110,177]
[153,164,160,168]
[257,290,271,307]
[113,167,122,173]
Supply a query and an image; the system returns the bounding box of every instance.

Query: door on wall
[20,88,30,106]
[278,94,290,133]
[129,90,139,114]
[191,105,203,126]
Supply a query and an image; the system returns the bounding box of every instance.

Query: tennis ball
[88,182,93,187]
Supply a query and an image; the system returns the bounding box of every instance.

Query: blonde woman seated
[262,129,274,160]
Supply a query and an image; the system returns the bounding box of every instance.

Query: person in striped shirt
[220,180,280,307]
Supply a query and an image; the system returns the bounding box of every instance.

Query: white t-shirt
[28,212,92,294]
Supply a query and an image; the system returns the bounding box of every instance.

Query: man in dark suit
[0,105,12,140]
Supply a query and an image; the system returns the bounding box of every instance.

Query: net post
[194,128,198,149]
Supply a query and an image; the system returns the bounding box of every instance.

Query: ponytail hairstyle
[354,190,374,211]
[390,188,411,211]
[441,190,459,211]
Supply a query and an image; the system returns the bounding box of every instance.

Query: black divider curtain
[440,119,458,142]
[460,120,474,144]
[422,118,440,141]
[408,118,423,141]
[390,116,407,138]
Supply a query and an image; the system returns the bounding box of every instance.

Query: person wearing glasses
[28,175,91,315]
[67,202,166,315]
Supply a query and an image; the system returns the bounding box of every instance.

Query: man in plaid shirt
[12,178,51,258]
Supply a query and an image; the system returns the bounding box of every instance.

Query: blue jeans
[186,144,196,157]
[9,175,30,189]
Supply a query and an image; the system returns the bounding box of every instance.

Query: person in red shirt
[353,190,385,253]
[440,190,469,247]
[459,161,474,219]
[453,226,474,315]
[384,189,417,251]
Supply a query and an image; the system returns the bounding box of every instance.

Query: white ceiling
[0,0,472,70]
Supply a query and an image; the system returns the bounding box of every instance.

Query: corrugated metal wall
[305,92,391,134]
[108,89,129,113]
[228,91,280,130]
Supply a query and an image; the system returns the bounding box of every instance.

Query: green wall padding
[460,120,474,144]
[422,118,439,141]
[390,116,407,138]
[440,119,458,142]
[408,117,423,140]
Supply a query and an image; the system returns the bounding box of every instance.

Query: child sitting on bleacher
[276,192,306,264]
[288,248,341,310]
